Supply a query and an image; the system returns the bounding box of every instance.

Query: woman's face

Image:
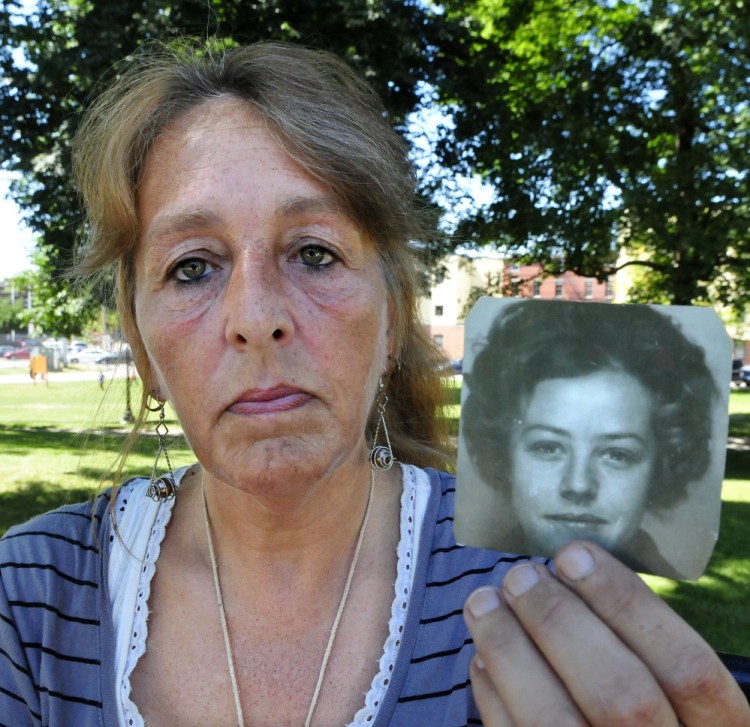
[133,97,393,501]
[510,369,656,555]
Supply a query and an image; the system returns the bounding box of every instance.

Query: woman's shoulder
[0,491,116,628]
[0,474,152,557]
[422,466,456,491]
[0,490,124,726]
[1,490,113,555]
[0,474,166,559]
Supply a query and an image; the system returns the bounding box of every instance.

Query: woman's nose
[560,453,598,504]
[223,257,294,349]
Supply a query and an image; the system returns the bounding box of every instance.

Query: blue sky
[3,0,39,278]
[0,175,35,278]
[0,172,34,279]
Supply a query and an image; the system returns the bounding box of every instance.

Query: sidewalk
[0,363,129,385]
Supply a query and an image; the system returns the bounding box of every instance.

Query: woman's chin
[526,526,619,557]
[199,439,359,502]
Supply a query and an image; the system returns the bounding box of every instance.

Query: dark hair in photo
[462,301,718,511]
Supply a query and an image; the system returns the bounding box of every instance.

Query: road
[0,360,130,385]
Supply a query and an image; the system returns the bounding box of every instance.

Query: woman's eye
[298,244,336,268]
[527,441,565,459]
[171,258,212,282]
[601,448,637,466]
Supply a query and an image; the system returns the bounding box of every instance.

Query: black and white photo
[455,298,732,579]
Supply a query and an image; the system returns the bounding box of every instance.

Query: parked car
[68,347,109,364]
[97,350,132,365]
[437,358,463,375]
[737,365,750,388]
[2,348,31,360]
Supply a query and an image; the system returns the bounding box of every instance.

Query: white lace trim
[111,464,430,727]
[109,471,184,727]
[349,464,423,725]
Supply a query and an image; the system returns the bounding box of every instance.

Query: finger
[501,561,678,726]
[465,586,588,727]
[554,541,750,727]
[469,654,515,727]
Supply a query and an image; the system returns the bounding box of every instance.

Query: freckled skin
[133,97,394,507]
[510,370,656,555]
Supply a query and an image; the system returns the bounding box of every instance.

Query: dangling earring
[146,398,178,502]
[369,381,394,471]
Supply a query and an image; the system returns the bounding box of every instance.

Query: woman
[460,300,721,578]
[0,41,746,727]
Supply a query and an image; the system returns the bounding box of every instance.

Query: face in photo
[510,370,655,555]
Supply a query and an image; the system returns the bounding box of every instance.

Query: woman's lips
[544,513,609,525]
[227,387,313,415]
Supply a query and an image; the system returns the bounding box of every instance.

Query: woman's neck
[174,459,399,585]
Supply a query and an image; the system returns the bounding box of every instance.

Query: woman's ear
[121,310,164,403]
[131,338,159,397]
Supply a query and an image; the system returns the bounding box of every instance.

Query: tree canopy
[0,0,442,335]
[435,0,750,307]
[1,0,749,334]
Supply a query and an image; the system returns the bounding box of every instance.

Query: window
[433,334,444,347]
[554,279,563,299]
[532,279,542,298]
[584,279,593,299]
[434,305,444,316]
[605,280,614,299]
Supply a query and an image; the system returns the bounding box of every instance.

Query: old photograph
[455,298,732,579]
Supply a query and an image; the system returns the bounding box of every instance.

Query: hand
[463,541,750,727]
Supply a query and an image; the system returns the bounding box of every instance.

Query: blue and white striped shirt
[0,470,534,726]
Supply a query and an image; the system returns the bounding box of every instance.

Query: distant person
[462,300,719,576]
[29,353,48,387]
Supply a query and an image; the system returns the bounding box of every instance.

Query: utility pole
[121,348,134,424]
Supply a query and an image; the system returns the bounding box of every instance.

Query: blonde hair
[73,39,451,474]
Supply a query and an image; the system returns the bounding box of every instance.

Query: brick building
[505,263,615,302]
[421,256,616,361]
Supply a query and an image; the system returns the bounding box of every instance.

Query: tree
[0,0,443,326]
[6,0,748,310]
[4,255,99,337]
[0,282,24,334]
[434,0,750,307]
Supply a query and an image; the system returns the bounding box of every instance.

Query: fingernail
[504,563,540,597]
[467,587,501,618]
[557,544,595,580]
[474,654,485,670]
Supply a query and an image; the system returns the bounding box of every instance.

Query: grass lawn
[642,476,750,654]
[1,377,749,654]
[0,375,193,530]
[647,388,750,654]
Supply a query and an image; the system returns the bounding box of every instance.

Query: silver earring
[369,382,394,471]
[146,399,178,502]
